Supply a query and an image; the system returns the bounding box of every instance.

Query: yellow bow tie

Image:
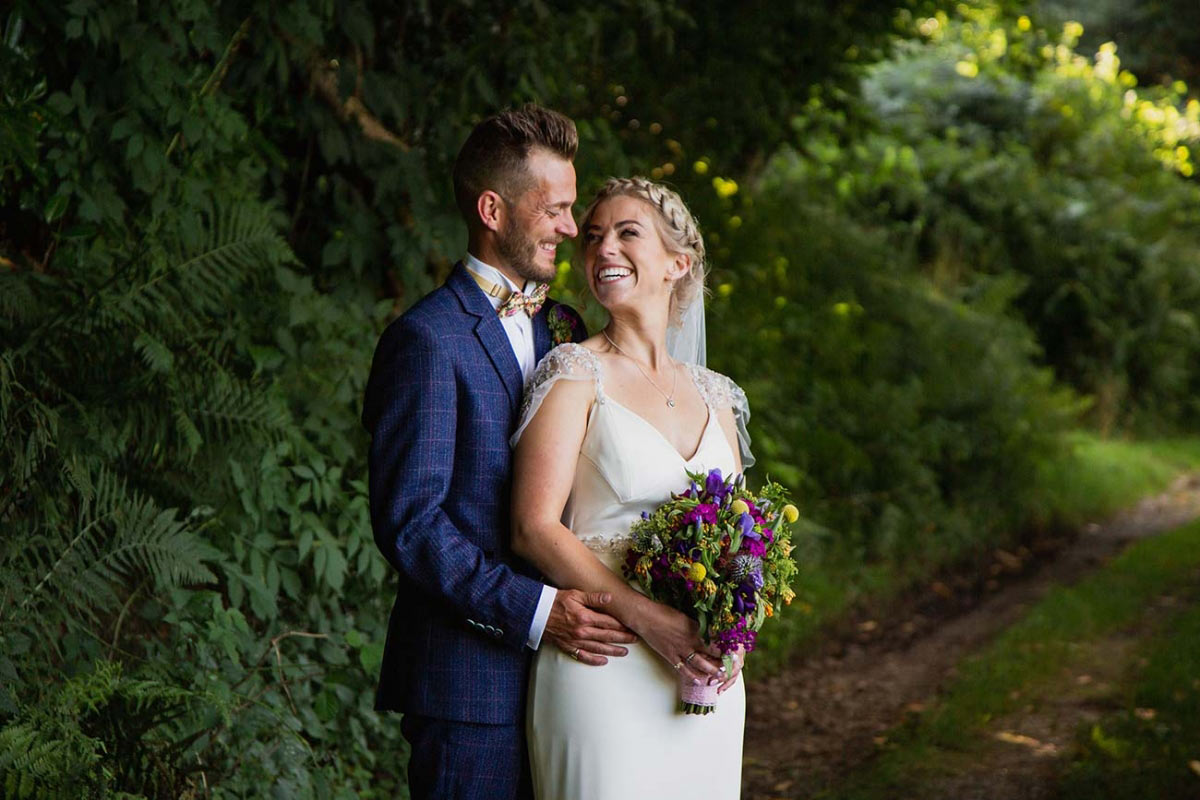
[469,270,548,317]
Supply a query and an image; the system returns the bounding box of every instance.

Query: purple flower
[705,469,726,499]
[739,512,760,541]
[744,538,768,557]
[682,503,718,526]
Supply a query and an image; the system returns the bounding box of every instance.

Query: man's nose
[559,211,578,239]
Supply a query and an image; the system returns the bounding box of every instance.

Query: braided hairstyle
[579,177,707,327]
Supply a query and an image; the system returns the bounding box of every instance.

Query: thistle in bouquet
[623,468,800,714]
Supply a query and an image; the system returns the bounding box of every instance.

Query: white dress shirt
[464,253,557,651]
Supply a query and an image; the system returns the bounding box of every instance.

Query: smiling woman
[508,176,754,799]
[580,177,707,328]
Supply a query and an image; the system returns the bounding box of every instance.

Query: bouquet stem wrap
[679,677,719,715]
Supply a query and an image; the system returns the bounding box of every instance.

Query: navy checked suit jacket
[362,262,586,725]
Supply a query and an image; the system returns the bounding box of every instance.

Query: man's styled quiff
[452,104,578,229]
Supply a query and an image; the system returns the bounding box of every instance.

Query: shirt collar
[465,253,539,310]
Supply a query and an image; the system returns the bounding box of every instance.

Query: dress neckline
[603,395,716,464]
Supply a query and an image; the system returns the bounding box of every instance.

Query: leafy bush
[829,8,1200,431]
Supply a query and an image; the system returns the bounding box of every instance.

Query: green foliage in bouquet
[623,470,799,673]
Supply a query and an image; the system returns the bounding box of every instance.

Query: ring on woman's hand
[571,647,581,661]
[684,651,698,665]
[672,660,684,670]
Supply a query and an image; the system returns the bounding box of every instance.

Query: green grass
[823,518,1200,799]
[1027,432,1200,529]
[1056,600,1200,799]
[752,433,1200,675]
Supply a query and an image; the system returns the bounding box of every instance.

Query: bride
[510,177,754,798]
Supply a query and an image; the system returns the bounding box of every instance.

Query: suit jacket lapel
[448,263,524,409]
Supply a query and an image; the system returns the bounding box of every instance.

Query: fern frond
[14,467,218,624]
[132,331,175,373]
[192,375,289,440]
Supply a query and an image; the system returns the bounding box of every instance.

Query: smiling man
[362,105,637,799]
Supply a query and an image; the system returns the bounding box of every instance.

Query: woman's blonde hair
[579,177,706,326]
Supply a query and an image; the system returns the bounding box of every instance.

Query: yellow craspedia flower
[782,504,799,524]
[686,562,707,582]
[729,499,750,515]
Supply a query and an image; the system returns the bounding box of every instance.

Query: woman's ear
[666,252,691,282]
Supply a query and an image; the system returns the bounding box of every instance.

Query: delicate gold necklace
[602,329,679,408]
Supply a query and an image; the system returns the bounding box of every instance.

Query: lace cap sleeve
[510,343,601,448]
[688,364,755,470]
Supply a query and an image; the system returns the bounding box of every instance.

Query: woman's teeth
[598,267,632,283]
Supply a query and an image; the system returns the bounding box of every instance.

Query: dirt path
[742,474,1200,800]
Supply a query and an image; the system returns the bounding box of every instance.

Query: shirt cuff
[526,585,557,650]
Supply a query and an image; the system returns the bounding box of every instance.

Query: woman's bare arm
[511,376,720,683]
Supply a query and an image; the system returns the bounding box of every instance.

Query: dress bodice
[513,343,747,570]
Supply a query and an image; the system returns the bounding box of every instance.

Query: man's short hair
[452,104,578,228]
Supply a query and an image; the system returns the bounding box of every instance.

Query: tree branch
[310,58,410,151]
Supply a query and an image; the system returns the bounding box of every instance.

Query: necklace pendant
[667,399,676,408]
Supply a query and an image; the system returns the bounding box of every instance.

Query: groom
[362,105,636,799]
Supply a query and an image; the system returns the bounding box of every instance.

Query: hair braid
[579,177,707,326]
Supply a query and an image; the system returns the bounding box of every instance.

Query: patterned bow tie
[497,282,548,318]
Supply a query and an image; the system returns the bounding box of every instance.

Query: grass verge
[753,433,1200,675]
[822,518,1200,799]
[1055,598,1200,799]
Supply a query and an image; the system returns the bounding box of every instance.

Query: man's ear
[477,190,506,233]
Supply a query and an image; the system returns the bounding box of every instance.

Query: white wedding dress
[512,343,749,800]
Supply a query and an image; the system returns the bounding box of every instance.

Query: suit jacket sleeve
[363,316,542,652]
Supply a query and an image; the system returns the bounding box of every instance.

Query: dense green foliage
[1,0,1198,795]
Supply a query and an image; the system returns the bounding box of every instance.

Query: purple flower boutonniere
[548,305,575,345]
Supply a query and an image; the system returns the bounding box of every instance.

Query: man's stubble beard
[496,213,557,284]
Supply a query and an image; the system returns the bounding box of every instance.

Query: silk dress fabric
[511,343,749,800]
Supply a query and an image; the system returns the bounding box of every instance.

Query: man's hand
[544,590,637,666]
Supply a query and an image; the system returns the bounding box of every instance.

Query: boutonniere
[548,305,574,346]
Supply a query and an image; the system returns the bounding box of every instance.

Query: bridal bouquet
[622,468,799,714]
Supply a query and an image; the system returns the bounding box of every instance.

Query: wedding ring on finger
[684,650,698,665]
[672,660,684,670]
[571,647,581,661]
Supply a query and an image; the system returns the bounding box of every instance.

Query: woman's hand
[635,601,722,686]
[711,644,745,694]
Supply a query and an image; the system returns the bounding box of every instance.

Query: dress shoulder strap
[510,344,602,448]
[686,363,747,411]
[685,363,755,470]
